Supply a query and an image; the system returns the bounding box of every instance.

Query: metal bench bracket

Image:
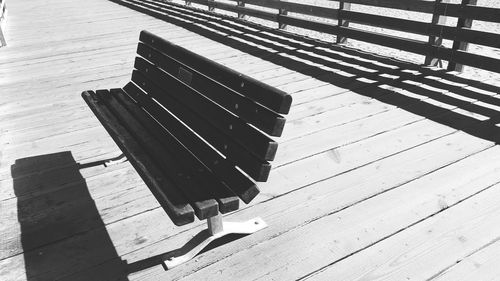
[163,214,267,269]
[104,153,127,166]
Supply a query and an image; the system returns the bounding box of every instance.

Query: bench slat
[111,88,241,214]
[131,69,272,182]
[137,43,287,137]
[139,30,292,114]
[122,82,261,203]
[134,57,278,161]
[96,89,220,220]
[81,90,195,226]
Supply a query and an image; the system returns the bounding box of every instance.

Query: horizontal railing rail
[162,0,500,74]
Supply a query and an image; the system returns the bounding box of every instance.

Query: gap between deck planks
[4,118,484,280]
[130,134,497,280]
[0,73,474,276]
[304,178,500,281]
[3,0,500,280]
[431,239,500,281]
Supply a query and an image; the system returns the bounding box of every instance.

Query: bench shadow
[126,232,245,273]
[113,0,500,143]
[11,151,129,280]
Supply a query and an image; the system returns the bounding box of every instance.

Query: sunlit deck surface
[2,0,500,280]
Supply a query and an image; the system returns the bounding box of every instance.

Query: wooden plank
[343,0,435,13]
[187,0,277,22]
[276,108,417,166]
[81,90,195,225]
[124,132,494,280]
[436,3,500,23]
[3,0,500,279]
[280,98,392,142]
[0,126,118,170]
[1,116,100,149]
[226,0,339,20]
[175,137,495,280]
[263,119,456,196]
[134,58,278,162]
[132,0,500,73]
[140,30,292,114]
[4,120,483,281]
[136,43,287,137]
[425,0,449,67]
[128,0,430,79]
[432,240,500,281]
[122,83,259,203]
[97,89,221,220]
[447,0,477,72]
[111,89,240,214]
[277,0,288,29]
[0,157,137,202]
[131,67,272,182]
[306,182,500,281]
[0,166,149,260]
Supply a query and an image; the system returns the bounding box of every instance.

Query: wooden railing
[166,0,500,74]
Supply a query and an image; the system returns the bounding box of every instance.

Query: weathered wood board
[2,0,500,280]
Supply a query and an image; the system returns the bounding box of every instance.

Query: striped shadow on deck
[3,0,500,280]
[111,0,500,144]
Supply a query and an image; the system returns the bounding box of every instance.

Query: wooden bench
[82,30,292,268]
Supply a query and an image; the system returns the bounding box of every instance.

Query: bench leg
[104,153,127,166]
[163,213,267,269]
[78,153,128,169]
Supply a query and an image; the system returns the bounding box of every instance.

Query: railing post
[336,0,351,44]
[276,0,287,29]
[447,0,477,72]
[424,0,450,67]
[208,0,215,12]
[237,1,245,19]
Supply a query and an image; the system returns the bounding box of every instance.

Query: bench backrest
[122,30,291,200]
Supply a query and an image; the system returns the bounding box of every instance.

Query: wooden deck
[2,0,500,280]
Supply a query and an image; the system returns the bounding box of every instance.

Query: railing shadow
[112,0,500,143]
[11,152,129,280]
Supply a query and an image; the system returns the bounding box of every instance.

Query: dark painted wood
[336,1,351,44]
[95,89,220,220]
[131,69,272,182]
[122,82,260,203]
[110,88,240,214]
[136,43,287,137]
[343,0,435,13]
[139,30,292,114]
[133,57,278,162]
[81,30,292,225]
[81,90,195,226]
